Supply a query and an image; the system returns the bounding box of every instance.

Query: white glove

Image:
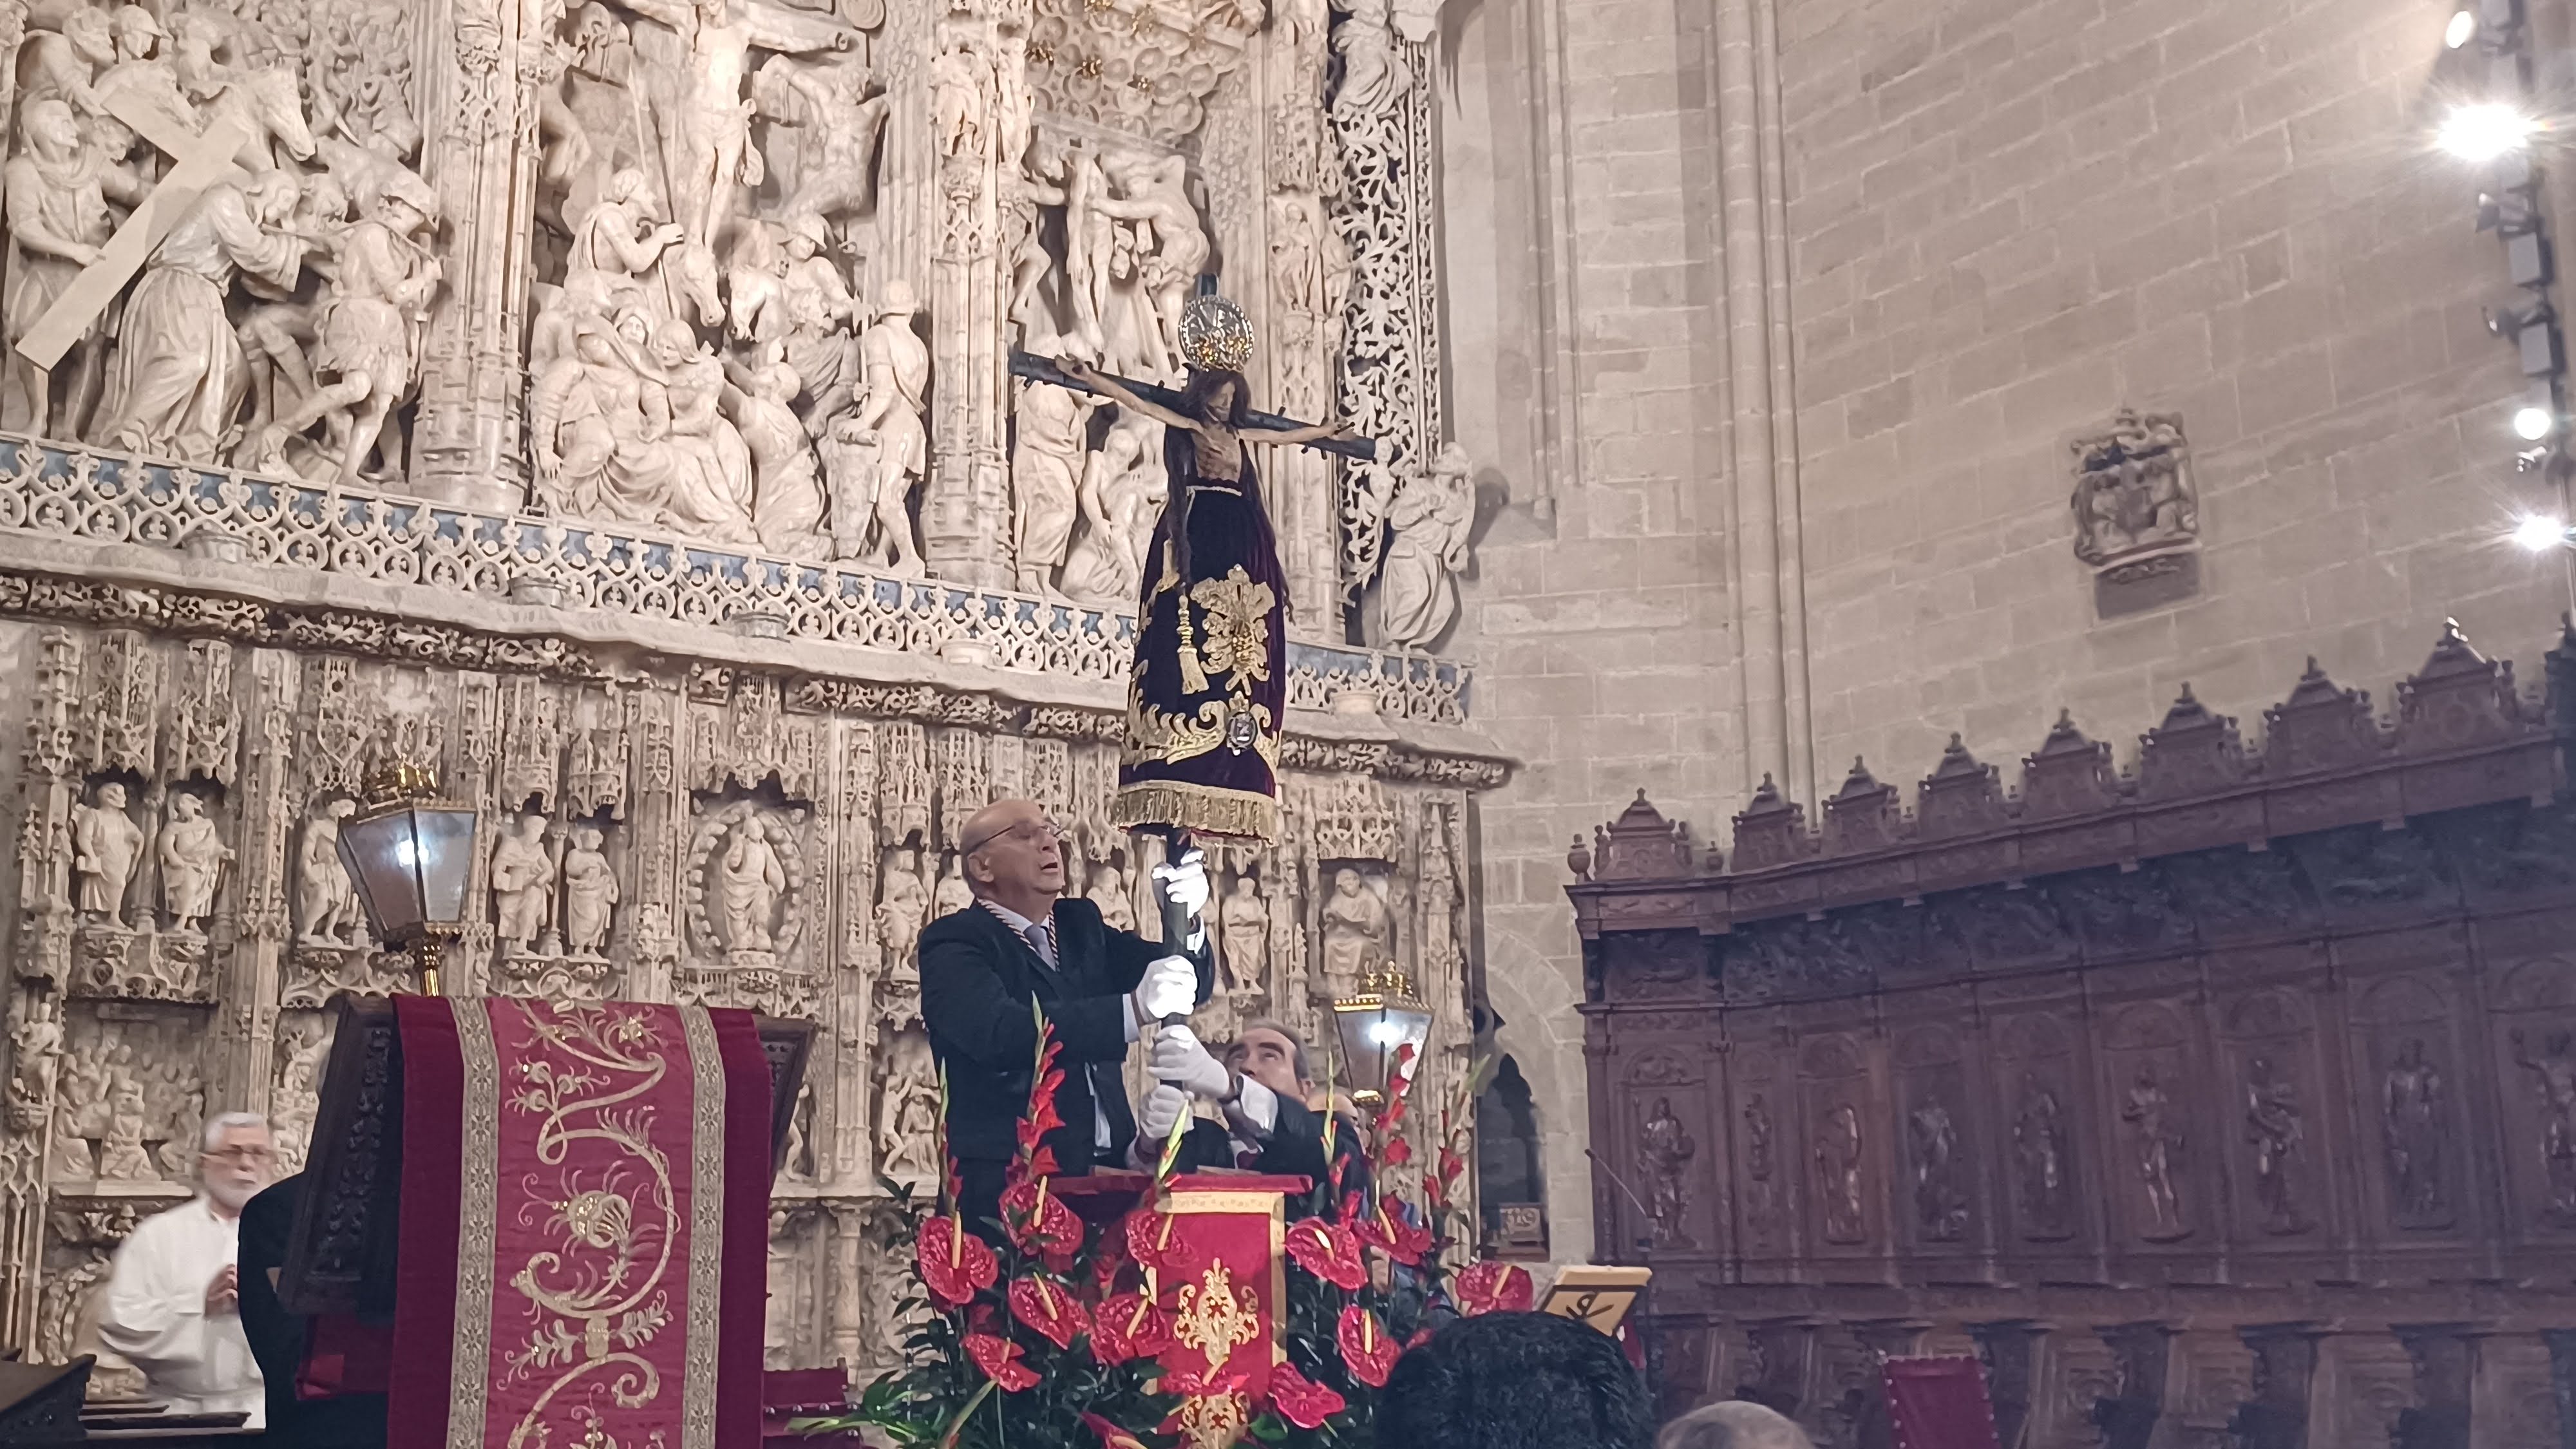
[1139,1083,1189,1141]
[1133,954,1198,1022]
[1151,849,1210,950]
[1151,1025,1232,1099]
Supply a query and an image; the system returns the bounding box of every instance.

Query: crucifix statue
[1019,291,1369,1098]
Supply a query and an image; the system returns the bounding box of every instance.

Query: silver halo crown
[1180,294,1255,373]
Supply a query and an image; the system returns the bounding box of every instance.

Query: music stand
[1537,1265,1654,1336]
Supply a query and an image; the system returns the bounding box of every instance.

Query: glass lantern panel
[411,806,480,925]
[337,811,426,939]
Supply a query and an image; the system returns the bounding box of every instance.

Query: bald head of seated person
[917,799,1212,1231]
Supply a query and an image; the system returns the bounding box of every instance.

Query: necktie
[1024,920,1056,970]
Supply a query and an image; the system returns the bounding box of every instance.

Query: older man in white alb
[97,1111,274,1426]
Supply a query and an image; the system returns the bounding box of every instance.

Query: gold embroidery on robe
[1187,570,1274,688]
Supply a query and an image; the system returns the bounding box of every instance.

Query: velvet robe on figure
[1111,421,1289,844]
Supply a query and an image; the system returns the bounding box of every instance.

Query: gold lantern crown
[1180,294,1254,373]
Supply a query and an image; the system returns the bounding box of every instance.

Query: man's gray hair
[1656,1401,1814,1449]
[201,1112,269,1151]
[1227,1019,1310,1087]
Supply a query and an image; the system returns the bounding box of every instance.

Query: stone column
[1712,0,1812,808]
[918,0,1021,589]
[407,0,546,513]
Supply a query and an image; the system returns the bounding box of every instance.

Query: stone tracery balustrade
[0,432,1468,726]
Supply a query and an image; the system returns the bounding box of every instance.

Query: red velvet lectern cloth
[386,996,773,1449]
[1056,1171,1306,1449]
[1882,1356,2003,1449]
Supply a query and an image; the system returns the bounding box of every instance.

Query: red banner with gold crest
[387,996,772,1449]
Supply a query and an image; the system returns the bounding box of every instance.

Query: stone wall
[1442,0,2576,1265]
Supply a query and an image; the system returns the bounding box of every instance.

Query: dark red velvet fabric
[385,996,464,1449]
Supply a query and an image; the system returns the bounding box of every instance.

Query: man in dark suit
[1145,1018,1368,1208]
[919,798,1211,1231]
[235,1172,389,1448]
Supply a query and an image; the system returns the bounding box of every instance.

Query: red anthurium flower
[1285,1217,1365,1291]
[963,1333,1040,1392]
[1267,1362,1346,1430]
[1090,1293,1176,1365]
[1124,1208,1200,1277]
[916,1215,999,1309]
[1336,1305,1398,1388]
[1007,1275,1090,1350]
[1080,1413,1153,1449]
[1406,1327,1434,1350]
[1000,1177,1084,1258]
[1354,1201,1432,1267]
[1452,1260,1535,1318]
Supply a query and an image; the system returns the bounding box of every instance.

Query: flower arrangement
[795,1009,1525,1449]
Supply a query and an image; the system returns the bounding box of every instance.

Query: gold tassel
[1175,592,1210,696]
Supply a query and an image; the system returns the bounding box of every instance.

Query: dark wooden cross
[1007,350,1378,462]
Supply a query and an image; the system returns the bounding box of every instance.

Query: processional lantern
[334,755,478,995]
[1330,965,1434,1109]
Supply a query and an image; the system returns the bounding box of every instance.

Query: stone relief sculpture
[717,817,790,952]
[1377,443,1473,651]
[6,997,64,1133]
[3,97,144,440]
[2242,1057,2313,1235]
[875,846,928,983]
[1815,1102,1867,1244]
[2012,1075,2074,1241]
[491,813,556,952]
[1059,409,1164,605]
[2070,410,2195,567]
[1319,866,1390,998]
[831,282,928,573]
[876,1029,940,1180]
[2122,1068,2190,1240]
[1637,1095,1695,1248]
[1010,380,1098,598]
[247,169,441,486]
[1218,874,1269,997]
[155,791,231,932]
[292,799,361,947]
[561,826,620,956]
[70,782,144,923]
[270,1018,329,1173]
[100,173,312,462]
[2512,1030,2576,1225]
[1084,856,1133,933]
[2382,1038,2448,1227]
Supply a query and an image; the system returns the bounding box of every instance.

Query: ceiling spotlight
[2514,514,2570,550]
[2515,404,2556,439]
[2438,102,2538,160]
[2448,6,2477,46]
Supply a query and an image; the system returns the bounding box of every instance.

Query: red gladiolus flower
[964,1333,1040,1392]
[1124,1208,1200,1277]
[1381,1132,1414,1168]
[915,1215,999,1309]
[1007,1275,1090,1350]
[1284,1217,1365,1291]
[1000,1177,1084,1258]
[1337,1305,1397,1388]
[1267,1362,1346,1430]
[1354,1201,1432,1267]
[1090,1293,1176,1365]
[1080,1413,1153,1449]
[1452,1260,1535,1317]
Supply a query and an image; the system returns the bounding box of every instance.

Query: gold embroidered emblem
[1178,1390,1253,1449]
[1187,569,1273,687]
[1171,1260,1261,1375]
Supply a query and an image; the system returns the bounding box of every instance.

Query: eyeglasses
[203,1146,273,1166]
[960,818,1071,857]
